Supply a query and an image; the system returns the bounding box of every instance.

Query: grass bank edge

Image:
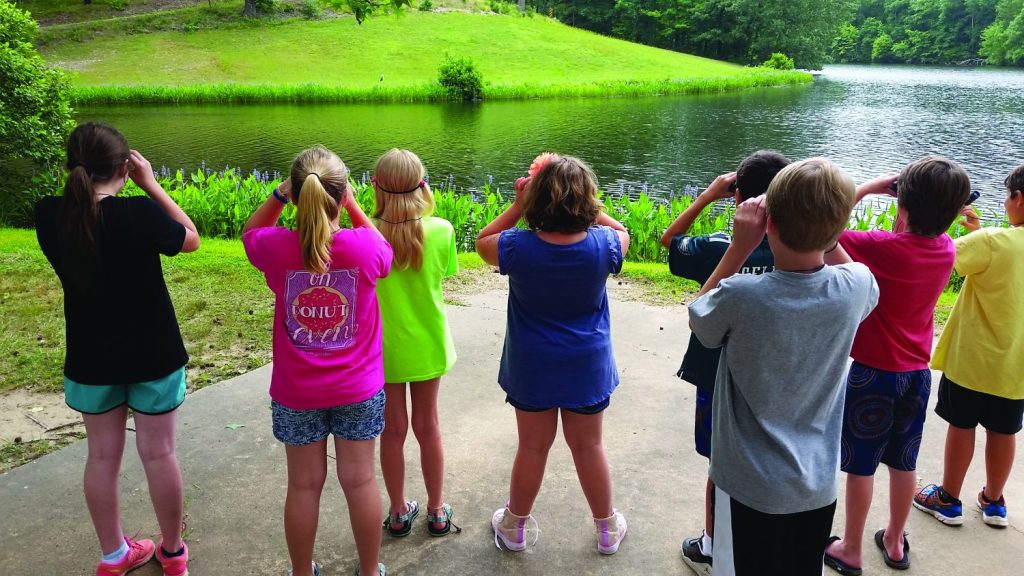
[69,70,811,105]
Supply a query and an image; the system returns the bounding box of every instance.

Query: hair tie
[307,172,321,181]
[375,178,426,195]
[375,216,424,225]
[70,163,88,172]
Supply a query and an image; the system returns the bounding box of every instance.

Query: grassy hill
[38,9,811,103]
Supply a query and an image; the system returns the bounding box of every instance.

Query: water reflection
[79,64,1024,216]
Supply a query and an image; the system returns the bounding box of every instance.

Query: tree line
[531,0,1023,68]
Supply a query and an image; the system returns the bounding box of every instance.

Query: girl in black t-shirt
[35,122,200,576]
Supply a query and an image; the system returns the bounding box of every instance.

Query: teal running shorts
[64,367,186,415]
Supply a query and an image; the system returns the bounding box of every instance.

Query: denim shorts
[839,362,932,476]
[271,389,386,445]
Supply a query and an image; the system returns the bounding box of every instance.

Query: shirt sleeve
[668,234,728,282]
[136,198,186,256]
[242,227,277,273]
[376,232,393,279]
[444,223,459,278]
[838,230,879,265]
[688,282,735,349]
[604,226,623,274]
[953,229,992,276]
[498,228,520,276]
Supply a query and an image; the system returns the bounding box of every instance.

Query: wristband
[272,187,288,205]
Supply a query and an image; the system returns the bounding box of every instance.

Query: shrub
[0,2,75,225]
[762,52,795,70]
[418,0,433,11]
[437,56,484,101]
[300,0,323,18]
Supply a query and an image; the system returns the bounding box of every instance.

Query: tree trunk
[242,0,258,17]
[518,0,525,12]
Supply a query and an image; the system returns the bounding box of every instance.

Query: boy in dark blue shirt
[660,150,789,575]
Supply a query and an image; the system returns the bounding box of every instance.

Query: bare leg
[705,478,714,537]
[133,410,184,552]
[410,378,445,529]
[941,424,976,499]
[335,437,383,576]
[82,406,130,555]
[507,409,558,517]
[379,383,409,522]
[283,441,328,576]
[561,410,613,519]
[983,430,1017,501]
[825,473,872,568]
[883,468,916,561]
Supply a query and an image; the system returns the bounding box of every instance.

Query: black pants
[713,487,836,576]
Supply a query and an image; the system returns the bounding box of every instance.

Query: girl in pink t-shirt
[243,146,392,576]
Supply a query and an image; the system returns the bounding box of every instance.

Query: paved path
[1,290,1021,575]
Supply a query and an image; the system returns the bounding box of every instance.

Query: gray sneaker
[354,563,386,576]
[287,561,321,576]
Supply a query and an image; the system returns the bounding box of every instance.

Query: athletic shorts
[840,362,932,476]
[271,389,386,446]
[505,395,610,415]
[935,374,1024,435]
[713,487,836,576]
[64,367,186,415]
[695,387,713,459]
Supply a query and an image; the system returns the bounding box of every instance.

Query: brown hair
[290,146,349,274]
[59,122,130,291]
[521,155,602,233]
[766,158,856,252]
[372,149,433,271]
[1006,164,1024,198]
[898,156,971,237]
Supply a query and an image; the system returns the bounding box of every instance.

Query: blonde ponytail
[290,146,348,274]
[372,149,433,271]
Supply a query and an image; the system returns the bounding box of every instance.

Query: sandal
[426,503,462,537]
[382,501,419,537]
[823,536,863,576]
[874,529,910,570]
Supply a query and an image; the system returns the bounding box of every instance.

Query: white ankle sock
[101,540,129,563]
[700,530,713,556]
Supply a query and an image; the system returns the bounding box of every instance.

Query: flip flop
[824,536,863,576]
[874,529,910,570]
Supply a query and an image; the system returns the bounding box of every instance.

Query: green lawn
[42,10,804,91]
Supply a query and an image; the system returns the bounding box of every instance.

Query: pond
[79,64,1024,217]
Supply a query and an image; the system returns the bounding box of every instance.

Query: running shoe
[95,535,156,576]
[681,532,713,576]
[977,488,1008,528]
[595,510,627,555]
[913,484,963,526]
[155,540,188,576]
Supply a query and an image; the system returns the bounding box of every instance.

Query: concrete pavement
[1,288,1021,575]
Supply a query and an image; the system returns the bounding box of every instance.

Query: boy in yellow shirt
[915,164,1024,528]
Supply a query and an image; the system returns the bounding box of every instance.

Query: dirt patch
[0,388,81,444]
[442,264,507,305]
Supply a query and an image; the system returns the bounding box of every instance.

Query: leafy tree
[244,0,415,22]
[0,2,74,171]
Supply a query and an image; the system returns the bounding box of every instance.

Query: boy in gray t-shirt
[688,158,878,576]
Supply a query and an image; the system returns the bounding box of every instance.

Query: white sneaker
[492,507,534,551]
[595,510,627,555]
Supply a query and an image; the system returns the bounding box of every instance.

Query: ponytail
[57,123,130,292]
[296,173,338,274]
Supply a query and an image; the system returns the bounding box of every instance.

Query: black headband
[378,179,426,195]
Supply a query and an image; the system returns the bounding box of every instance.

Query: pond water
[79,64,1024,217]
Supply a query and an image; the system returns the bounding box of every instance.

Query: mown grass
[42,10,811,103]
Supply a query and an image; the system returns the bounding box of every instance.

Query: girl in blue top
[476,154,631,555]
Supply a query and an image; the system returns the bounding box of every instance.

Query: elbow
[659,233,672,248]
[181,231,201,253]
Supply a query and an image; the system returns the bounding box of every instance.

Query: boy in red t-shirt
[824,157,970,574]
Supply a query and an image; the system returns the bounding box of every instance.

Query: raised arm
[695,195,767,298]
[476,177,528,266]
[596,211,631,256]
[244,178,290,234]
[660,172,736,247]
[129,150,201,253]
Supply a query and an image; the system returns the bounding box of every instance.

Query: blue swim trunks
[840,362,932,476]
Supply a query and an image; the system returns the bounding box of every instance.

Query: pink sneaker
[155,540,189,576]
[95,535,156,576]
